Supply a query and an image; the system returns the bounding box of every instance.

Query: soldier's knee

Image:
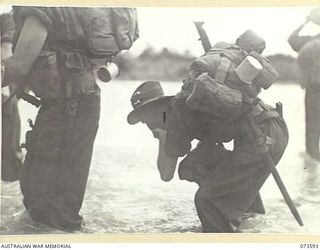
[194,187,210,207]
[194,189,202,209]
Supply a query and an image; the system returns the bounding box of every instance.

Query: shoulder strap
[214,56,232,84]
[214,48,247,84]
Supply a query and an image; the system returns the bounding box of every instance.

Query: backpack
[15,7,139,102]
[77,7,139,57]
[182,47,279,120]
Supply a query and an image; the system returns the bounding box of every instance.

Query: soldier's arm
[1,39,13,99]
[2,16,47,86]
[153,128,178,182]
[288,21,317,52]
[1,13,14,83]
[1,42,13,60]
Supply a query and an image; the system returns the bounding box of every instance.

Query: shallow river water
[1,80,320,236]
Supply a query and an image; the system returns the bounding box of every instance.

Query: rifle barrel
[247,115,304,227]
[194,21,212,53]
[264,154,304,226]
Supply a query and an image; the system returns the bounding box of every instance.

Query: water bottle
[96,62,120,83]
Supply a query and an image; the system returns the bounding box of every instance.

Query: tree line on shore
[115,47,301,83]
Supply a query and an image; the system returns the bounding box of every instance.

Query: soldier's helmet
[235,29,266,54]
[127,81,172,125]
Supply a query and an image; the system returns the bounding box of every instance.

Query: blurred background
[1,6,318,82]
[114,7,319,82]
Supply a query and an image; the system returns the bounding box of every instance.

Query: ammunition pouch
[28,51,62,100]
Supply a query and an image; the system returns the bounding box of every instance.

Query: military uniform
[288,24,320,161]
[162,47,289,232]
[127,29,287,232]
[11,6,138,230]
[304,87,320,160]
[1,12,23,182]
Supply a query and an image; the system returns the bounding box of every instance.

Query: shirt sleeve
[15,6,53,32]
[13,7,85,43]
[1,13,15,44]
[287,23,320,52]
[163,99,192,158]
[288,35,315,52]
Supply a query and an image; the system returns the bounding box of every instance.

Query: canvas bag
[185,73,243,121]
[183,48,245,120]
[78,7,139,57]
[27,8,139,100]
[184,47,279,120]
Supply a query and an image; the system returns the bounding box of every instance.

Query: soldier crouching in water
[2,7,138,231]
[127,30,289,232]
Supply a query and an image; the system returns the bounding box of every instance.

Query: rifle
[193,20,303,227]
[3,80,41,108]
[194,21,212,53]
[17,91,41,108]
[246,111,304,227]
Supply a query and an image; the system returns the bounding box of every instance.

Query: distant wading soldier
[1,6,139,231]
[288,7,320,162]
[127,30,288,232]
[1,11,23,182]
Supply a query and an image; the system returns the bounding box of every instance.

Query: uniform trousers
[20,93,100,230]
[180,116,288,232]
[305,88,320,161]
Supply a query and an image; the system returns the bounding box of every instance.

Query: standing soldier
[288,7,320,162]
[1,10,23,182]
[1,6,139,231]
[127,30,289,232]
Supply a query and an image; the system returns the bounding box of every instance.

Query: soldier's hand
[2,86,10,102]
[178,167,195,182]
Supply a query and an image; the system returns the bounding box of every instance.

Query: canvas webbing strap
[254,110,279,124]
[214,56,232,84]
